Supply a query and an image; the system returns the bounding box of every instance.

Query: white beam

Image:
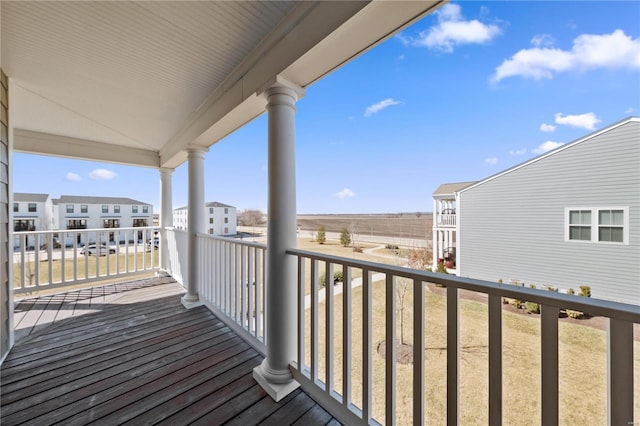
[13,129,159,168]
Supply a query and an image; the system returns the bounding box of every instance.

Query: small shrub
[318,273,326,288]
[316,226,326,244]
[567,288,575,295]
[509,298,523,309]
[529,284,537,289]
[339,227,351,247]
[435,261,448,274]
[333,270,343,283]
[566,309,584,319]
[353,246,363,253]
[385,244,399,250]
[525,301,540,314]
[579,286,591,298]
[547,286,558,292]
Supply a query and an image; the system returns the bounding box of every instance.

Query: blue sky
[13,1,640,214]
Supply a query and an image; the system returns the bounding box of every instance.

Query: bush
[525,301,540,314]
[353,246,363,253]
[567,288,575,295]
[566,309,584,319]
[318,273,326,288]
[333,270,343,283]
[340,227,351,247]
[435,261,448,274]
[316,226,326,244]
[385,244,399,250]
[579,286,591,298]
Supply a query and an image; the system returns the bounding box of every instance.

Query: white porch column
[253,79,304,401]
[182,147,208,308]
[158,167,173,276]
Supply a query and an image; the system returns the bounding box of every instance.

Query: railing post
[253,77,304,401]
[182,147,207,308]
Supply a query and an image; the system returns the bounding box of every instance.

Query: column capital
[186,146,208,158]
[259,75,305,102]
[159,167,174,176]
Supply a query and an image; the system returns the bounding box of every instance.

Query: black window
[28,203,37,212]
[81,205,88,213]
[13,203,18,212]
[132,206,138,213]
[102,205,108,213]
[114,205,120,213]
[66,204,74,213]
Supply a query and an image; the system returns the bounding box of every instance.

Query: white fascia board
[14,129,160,168]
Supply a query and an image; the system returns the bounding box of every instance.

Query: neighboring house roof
[174,202,235,210]
[14,193,49,202]
[459,116,640,194]
[432,182,477,196]
[55,195,149,205]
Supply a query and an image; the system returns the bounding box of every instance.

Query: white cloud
[335,188,356,199]
[89,168,117,180]
[364,99,402,117]
[492,29,640,82]
[532,141,564,154]
[540,123,557,132]
[484,157,498,165]
[625,107,636,114]
[66,172,81,181]
[531,34,555,48]
[554,112,601,130]
[509,148,527,156]
[398,3,501,53]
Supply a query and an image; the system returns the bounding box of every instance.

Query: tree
[316,226,326,244]
[339,227,351,247]
[407,246,432,271]
[237,209,265,226]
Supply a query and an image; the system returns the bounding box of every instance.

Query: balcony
[5,228,640,424]
[436,210,457,228]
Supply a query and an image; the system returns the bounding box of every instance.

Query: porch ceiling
[1,1,445,169]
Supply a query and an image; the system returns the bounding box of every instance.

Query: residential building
[12,193,53,248]
[434,117,640,303]
[173,202,236,236]
[52,195,153,245]
[431,181,476,272]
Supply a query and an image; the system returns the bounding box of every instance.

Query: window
[14,219,35,232]
[66,204,74,213]
[132,206,138,213]
[103,219,120,228]
[209,228,214,234]
[224,217,228,223]
[224,208,228,214]
[599,210,624,243]
[28,203,37,212]
[67,219,87,230]
[81,205,88,213]
[209,218,213,224]
[209,208,213,214]
[102,205,108,213]
[566,207,628,244]
[114,205,120,213]
[568,210,591,241]
[224,227,228,234]
[133,219,147,227]
[143,205,148,213]
[13,203,18,212]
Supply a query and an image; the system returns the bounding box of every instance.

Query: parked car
[81,243,116,256]
[146,239,160,251]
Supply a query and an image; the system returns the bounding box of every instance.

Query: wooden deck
[1,279,339,425]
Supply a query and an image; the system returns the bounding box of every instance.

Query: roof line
[459,116,639,194]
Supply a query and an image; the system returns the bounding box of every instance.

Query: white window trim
[564,206,629,245]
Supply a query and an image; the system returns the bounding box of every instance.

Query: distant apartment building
[12,193,54,248]
[52,195,154,245]
[173,202,236,236]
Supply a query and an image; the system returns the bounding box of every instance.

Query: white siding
[459,120,640,304]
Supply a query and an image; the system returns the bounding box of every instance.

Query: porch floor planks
[1,278,340,426]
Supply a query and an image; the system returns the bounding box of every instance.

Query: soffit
[2,1,294,153]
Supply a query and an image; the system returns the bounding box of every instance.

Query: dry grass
[13,250,159,293]
[304,280,640,425]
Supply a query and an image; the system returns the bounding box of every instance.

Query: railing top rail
[287,248,640,323]
[196,233,267,250]
[14,226,159,236]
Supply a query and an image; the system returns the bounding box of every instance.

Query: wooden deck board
[1,277,339,426]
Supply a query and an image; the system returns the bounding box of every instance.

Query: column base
[156,269,171,278]
[253,360,300,402]
[181,294,203,309]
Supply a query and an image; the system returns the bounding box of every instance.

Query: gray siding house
[456,117,639,304]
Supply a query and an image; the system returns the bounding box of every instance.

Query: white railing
[437,213,456,227]
[165,227,188,285]
[13,227,159,294]
[196,234,267,352]
[287,248,639,426]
